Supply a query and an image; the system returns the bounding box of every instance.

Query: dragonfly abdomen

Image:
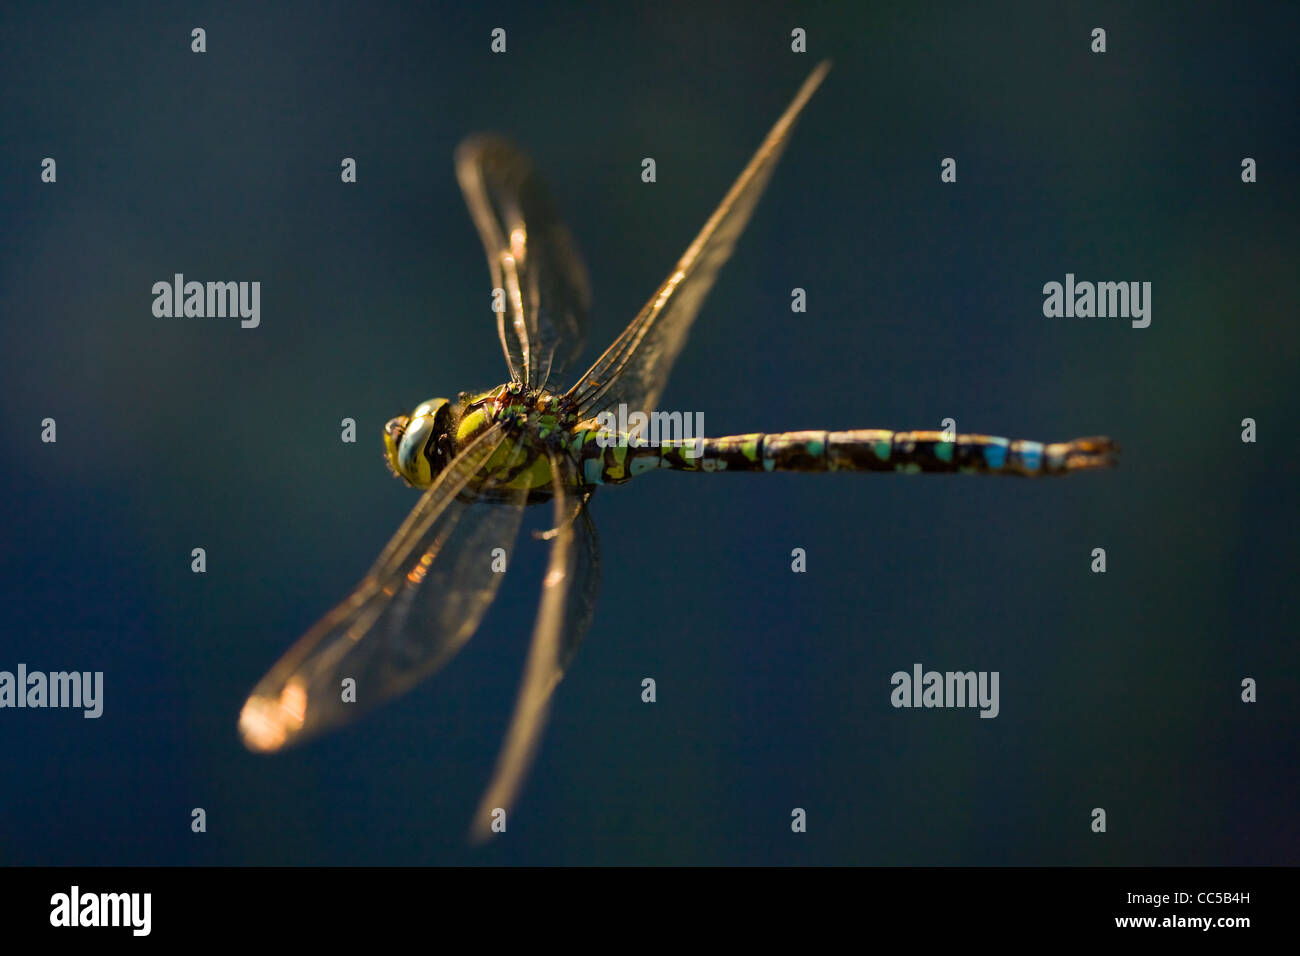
[576,429,1115,483]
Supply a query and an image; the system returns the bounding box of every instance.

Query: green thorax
[453,383,591,497]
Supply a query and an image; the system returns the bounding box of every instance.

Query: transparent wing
[239,424,528,752]
[470,448,600,840]
[456,135,592,390]
[567,61,830,420]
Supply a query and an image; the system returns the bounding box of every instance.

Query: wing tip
[467,810,498,846]
[238,684,308,753]
[796,59,832,107]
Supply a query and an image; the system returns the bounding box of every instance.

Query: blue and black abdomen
[575,428,1116,484]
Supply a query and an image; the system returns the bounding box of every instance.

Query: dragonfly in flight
[239,61,1115,840]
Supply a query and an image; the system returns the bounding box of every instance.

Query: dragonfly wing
[470,448,600,840]
[456,135,592,390]
[567,61,830,420]
[239,424,528,752]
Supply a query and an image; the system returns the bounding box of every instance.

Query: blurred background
[0,0,1296,865]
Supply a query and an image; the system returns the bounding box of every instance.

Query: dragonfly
[239,60,1115,840]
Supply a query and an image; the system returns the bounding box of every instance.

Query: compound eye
[383,416,411,478]
[396,415,435,485]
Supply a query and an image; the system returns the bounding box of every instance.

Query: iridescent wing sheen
[456,135,592,390]
[239,424,527,752]
[567,61,830,421]
[470,448,600,841]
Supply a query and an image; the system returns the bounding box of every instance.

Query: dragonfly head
[384,398,455,488]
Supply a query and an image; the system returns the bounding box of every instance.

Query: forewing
[470,449,600,840]
[239,424,527,752]
[568,61,830,420]
[456,136,592,389]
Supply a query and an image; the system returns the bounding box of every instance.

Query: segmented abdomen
[574,429,1116,484]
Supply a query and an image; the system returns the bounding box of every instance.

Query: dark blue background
[1,1,1296,864]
